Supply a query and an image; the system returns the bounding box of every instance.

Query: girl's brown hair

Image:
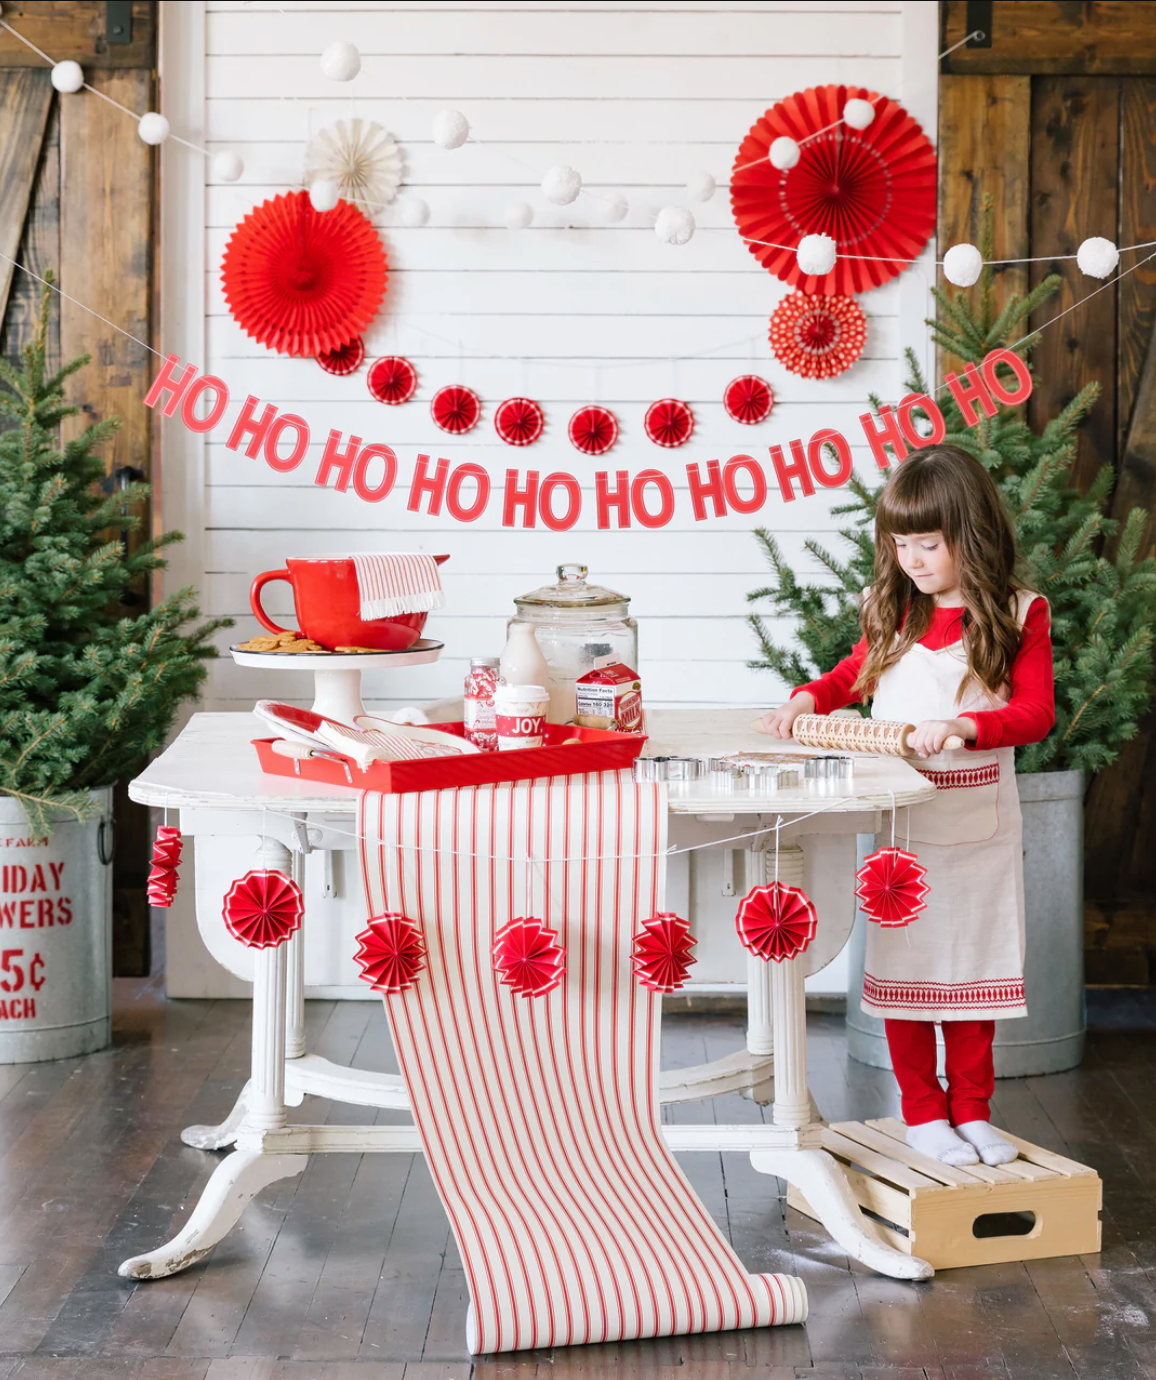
[852,446,1022,704]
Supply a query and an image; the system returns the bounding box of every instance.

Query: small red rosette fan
[222,191,388,357]
[147,826,183,908]
[632,913,697,993]
[644,398,695,448]
[353,912,427,994]
[431,384,481,435]
[724,374,775,425]
[855,847,930,928]
[494,396,545,446]
[769,292,866,380]
[317,336,365,375]
[731,83,936,296]
[368,355,418,404]
[735,882,818,963]
[568,405,618,456]
[492,917,565,998]
[223,869,304,950]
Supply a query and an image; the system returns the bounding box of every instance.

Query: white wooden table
[122,709,938,1286]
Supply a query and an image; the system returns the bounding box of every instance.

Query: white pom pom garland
[602,193,629,224]
[309,178,340,213]
[212,151,244,183]
[51,61,84,94]
[320,40,361,82]
[842,98,876,130]
[943,242,984,287]
[655,206,695,246]
[686,171,716,203]
[432,109,470,150]
[505,200,534,230]
[138,112,170,146]
[542,165,582,205]
[398,196,430,227]
[769,136,801,171]
[796,233,837,277]
[1076,236,1119,279]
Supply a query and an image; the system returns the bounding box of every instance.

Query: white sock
[955,1119,1018,1166]
[905,1118,979,1166]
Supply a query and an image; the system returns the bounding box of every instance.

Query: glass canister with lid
[509,564,638,722]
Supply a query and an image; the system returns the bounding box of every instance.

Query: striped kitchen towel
[351,552,446,619]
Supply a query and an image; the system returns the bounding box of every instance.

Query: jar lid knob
[557,563,587,583]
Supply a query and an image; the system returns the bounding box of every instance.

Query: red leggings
[884,1018,995,1127]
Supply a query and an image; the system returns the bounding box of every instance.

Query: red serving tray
[253,721,646,793]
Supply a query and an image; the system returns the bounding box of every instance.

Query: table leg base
[118,1149,308,1280]
[181,1079,251,1150]
[751,1146,934,1281]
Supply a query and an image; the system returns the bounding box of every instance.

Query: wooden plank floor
[0,985,1154,1379]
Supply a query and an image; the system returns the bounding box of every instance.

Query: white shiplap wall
[160,0,937,715]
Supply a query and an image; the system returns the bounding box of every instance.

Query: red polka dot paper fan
[317,336,365,375]
[735,882,817,963]
[431,384,481,435]
[644,398,695,448]
[222,191,388,357]
[354,912,427,994]
[494,396,544,446]
[368,355,418,404]
[724,374,775,425]
[492,917,565,998]
[731,84,936,296]
[632,912,697,993]
[223,869,304,950]
[769,292,867,380]
[855,846,930,929]
[568,405,619,456]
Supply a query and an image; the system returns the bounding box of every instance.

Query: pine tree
[0,282,231,835]
[747,236,1156,774]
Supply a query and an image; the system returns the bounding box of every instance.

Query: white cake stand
[229,639,443,723]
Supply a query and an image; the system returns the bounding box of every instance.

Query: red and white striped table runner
[358,770,806,1355]
[351,553,446,619]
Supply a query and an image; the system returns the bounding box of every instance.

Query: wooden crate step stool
[787,1117,1101,1270]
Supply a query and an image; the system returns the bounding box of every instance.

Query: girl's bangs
[876,470,949,537]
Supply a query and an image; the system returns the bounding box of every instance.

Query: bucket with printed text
[0,790,113,1062]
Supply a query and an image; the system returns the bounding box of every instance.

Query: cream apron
[861,590,1040,1022]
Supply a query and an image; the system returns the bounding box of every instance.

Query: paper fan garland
[724,375,775,425]
[644,398,695,448]
[368,355,418,404]
[492,917,565,998]
[223,869,304,950]
[353,912,427,994]
[317,336,365,375]
[304,118,403,207]
[735,882,818,963]
[568,405,619,456]
[632,913,697,993]
[769,292,867,380]
[855,847,930,928]
[431,384,481,435]
[731,84,936,296]
[147,826,183,909]
[222,191,388,357]
[494,396,545,446]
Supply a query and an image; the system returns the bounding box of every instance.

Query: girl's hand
[758,693,815,740]
[908,717,977,758]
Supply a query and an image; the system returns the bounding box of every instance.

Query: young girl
[760,446,1055,1168]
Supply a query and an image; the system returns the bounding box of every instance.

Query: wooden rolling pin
[751,712,963,757]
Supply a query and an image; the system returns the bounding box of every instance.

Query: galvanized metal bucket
[0,789,114,1062]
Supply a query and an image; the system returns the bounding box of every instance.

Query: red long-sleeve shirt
[791,597,1055,751]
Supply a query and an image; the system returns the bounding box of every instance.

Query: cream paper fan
[304,119,403,208]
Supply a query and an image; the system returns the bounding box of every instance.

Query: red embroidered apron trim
[863,973,1025,1009]
[916,763,1000,789]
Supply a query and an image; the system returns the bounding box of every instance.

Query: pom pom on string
[568,404,618,456]
[223,870,304,950]
[842,97,876,130]
[492,917,565,998]
[686,170,716,203]
[943,242,983,287]
[367,355,418,404]
[431,384,481,435]
[398,196,430,227]
[51,60,84,94]
[724,374,775,425]
[320,40,361,82]
[601,192,629,224]
[354,913,427,994]
[735,882,817,963]
[769,135,801,170]
[632,913,697,992]
[138,112,170,146]
[796,232,837,277]
[542,164,582,205]
[494,396,545,446]
[213,151,244,182]
[432,109,470,149]
[309,178,341,213]
[1077,236,1119,279]
[505,200,534,230]
[855,846,930,928]
[655,206,695,245]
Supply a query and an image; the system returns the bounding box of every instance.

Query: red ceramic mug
[250,554,449,651]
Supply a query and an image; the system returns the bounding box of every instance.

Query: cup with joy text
[494,683,550,750]
[249,554,449,651]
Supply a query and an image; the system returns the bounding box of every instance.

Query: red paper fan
[855,847,930,928]
[731,84,936,296]
[431,384,481,435]
[147,826,183,908]
[368,355,418,404]
[769,292,866,380]
[494,396,544,446]
[736,882,818,963]
[222,191,388,356]
[147,864,177,909]
[317,336,365,375]
[632,913,697,993]
[568,405,618,456]
[644,398,694,448]
[354,912,427,994]
[724,375,775,425]
[151,825,183,871]
[492,917,565,998]
[223,869,304,950]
